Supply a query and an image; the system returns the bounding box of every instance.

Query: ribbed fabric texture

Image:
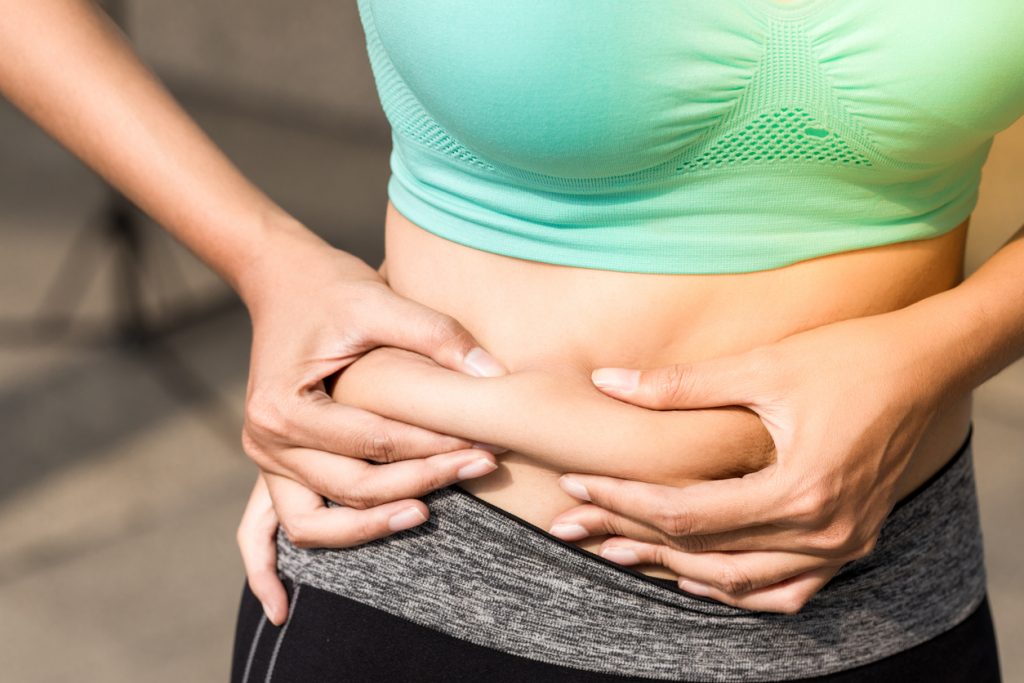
[276,432,986,681]
[357,0,1024,274]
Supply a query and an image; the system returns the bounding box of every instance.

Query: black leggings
[231,578,1001,682]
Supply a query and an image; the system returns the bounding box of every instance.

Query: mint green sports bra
[356,0,1024,274]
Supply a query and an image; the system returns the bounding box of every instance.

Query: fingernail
[601,547,640,565]
[548,523,589,541]
[388,506,427,531]
[464,347,507,378]
[591,368,640,392]
[559,476,591,501]
[472,441,509,454]
[457,458,498,480]
[678,579,713,597]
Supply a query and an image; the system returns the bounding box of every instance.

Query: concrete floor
[0,87,1022,682]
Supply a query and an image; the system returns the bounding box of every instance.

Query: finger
[557,472,784,537]
[548,504,665,544]
[362,293,507,378]
[597,538,833,595]
[553,493,870,558]
[265,473,432,548]
[283,396,478,464]
[590,349,765,410]
[278,446,498,508]
[236,475,289,626]
[676,566,837,615]
[549,504,813,554]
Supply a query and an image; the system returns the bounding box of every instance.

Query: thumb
[370,294,508,378]
[591,351,762,410]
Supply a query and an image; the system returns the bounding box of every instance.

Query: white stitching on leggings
[273,436,985,681]
[241,613,266,683]
[264,585,302,683]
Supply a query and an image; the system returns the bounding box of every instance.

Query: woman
[3,0,1021,681]
[237,0,1022,679]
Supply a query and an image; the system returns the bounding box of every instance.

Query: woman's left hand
[548,308,958,614]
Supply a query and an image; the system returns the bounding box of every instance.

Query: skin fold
[334,346,777,484]
[331,201,976,580]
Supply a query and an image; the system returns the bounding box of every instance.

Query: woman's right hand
[0,0,506,628]
[236,230,508,624]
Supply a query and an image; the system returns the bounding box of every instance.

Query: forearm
[0,0,335,303]
[897,225,1024,401]
[333,347,775,483]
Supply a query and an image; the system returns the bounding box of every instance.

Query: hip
[271,425,989,681]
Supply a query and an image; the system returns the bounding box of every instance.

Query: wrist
[890,284,1003,402]
[232,212,375,316]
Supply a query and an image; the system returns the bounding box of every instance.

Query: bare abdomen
[337,201,974,577]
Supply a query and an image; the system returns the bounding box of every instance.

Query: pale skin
[246,192,1017,618]
[5,0,1023,633]
[312,204,1014,609]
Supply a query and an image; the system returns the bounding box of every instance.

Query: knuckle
[654,364,690,404]
[299,470,333,501]
[810,520,862,555]
[339,477,386,510]
[421,463,457,493]
[281,517,314,549]
[349,516,380,547]
[239,430,269,467]
[425,314,469,354]
[601,513,628,538]
[240,429,259,455]
[714,565,754,595]
[809,527,849,554]
[354,430,400,464]
[672,534,709,553]
[849,534,879,561]
[654,546,689,574]
[245,395,290,442]
[657,507,694,538]
[786,486,837,526]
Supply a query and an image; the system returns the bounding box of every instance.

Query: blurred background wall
[0,2,1021,681]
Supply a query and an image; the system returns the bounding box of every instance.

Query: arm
[0,0,294,294]
[0,0,509,624]
[547,224,1024,613]
[918,225,1024,394]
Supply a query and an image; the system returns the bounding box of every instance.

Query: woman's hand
[240,235,506,500]
[548,307,964,614]
[0,0,507,630]
[237,233,507,624]
[237,470,476,625]
[236,474,288,624]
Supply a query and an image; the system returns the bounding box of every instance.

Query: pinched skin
[328,201,972,578]
[333,345,777,485]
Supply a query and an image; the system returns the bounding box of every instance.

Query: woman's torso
[356,0,1021,576]
[381,202,973,574]
[362,0,1024,276]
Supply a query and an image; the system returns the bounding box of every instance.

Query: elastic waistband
[277,428,985,681]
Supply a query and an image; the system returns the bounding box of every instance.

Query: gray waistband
[277,433,985,681]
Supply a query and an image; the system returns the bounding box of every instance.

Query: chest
[362,0,1024,177]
